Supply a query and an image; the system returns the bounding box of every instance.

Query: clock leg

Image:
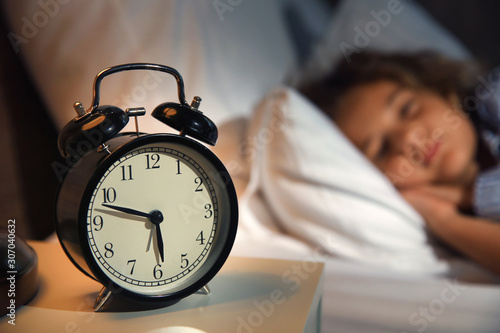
[93,286,113,312]
[195,284,210,295]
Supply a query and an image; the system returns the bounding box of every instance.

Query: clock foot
[195,284,210,295]
[93,286,112,312]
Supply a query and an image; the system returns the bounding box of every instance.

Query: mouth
[423,142,440,166]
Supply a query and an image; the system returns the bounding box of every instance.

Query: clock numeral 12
[145,154,160,169]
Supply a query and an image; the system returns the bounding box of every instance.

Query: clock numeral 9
[93,215,104,231]
[153,264,163,280]
[104,242,114,258]
[102,187,116,203]
[146,154,160,169]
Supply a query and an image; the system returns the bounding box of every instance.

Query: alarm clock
[55,63,238,311]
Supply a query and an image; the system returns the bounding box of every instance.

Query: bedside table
[1,241,324,332]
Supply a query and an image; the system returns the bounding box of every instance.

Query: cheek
[437,115,477,180]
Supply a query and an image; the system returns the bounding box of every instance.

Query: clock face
[80,135,237,299]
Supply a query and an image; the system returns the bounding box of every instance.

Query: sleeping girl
[300,51,500,275]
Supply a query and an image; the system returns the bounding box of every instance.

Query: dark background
[1,1,500,240]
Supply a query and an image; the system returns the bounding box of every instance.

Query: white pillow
[242,87,452,273]
[292,0,471,85]
[2,0,317,131]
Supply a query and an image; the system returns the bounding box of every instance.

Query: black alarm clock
[55,63,238,311]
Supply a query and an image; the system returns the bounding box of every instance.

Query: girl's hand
[400,186,500,276]
[399,183,473,212]
[400,187,459,233]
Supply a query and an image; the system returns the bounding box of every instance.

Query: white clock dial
[86,143,219,296]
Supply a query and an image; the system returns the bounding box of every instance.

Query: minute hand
[101,203,151,218]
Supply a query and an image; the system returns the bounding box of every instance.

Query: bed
[2,0,500,331]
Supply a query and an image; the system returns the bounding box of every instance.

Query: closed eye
[375,137,390,161]
[400,98,416,118]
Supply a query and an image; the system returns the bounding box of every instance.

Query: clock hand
[148,210,165,263]
[155,225,164,262]
[101,203,151,219]
[102,203,164,262]
[102,203,164,261]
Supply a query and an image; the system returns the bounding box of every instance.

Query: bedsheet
[231,235,500,333]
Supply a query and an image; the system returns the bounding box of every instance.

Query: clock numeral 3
[204,203,213,219]
[145,154,160,169]
[102,187,117,203]
[104,242,114,258]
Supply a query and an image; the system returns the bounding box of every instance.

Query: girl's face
[333,80,478,188]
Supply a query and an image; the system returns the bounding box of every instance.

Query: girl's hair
[299,50,481,117]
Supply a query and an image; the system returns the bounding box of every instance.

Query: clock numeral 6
[104,242,114,258]
[153,264,163,280]
[102,187,117,203]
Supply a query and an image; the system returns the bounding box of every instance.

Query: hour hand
[101,203,151,218]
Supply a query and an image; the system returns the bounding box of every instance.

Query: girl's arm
[402,188,500,275]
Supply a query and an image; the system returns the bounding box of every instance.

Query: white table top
[1,241,324,332]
